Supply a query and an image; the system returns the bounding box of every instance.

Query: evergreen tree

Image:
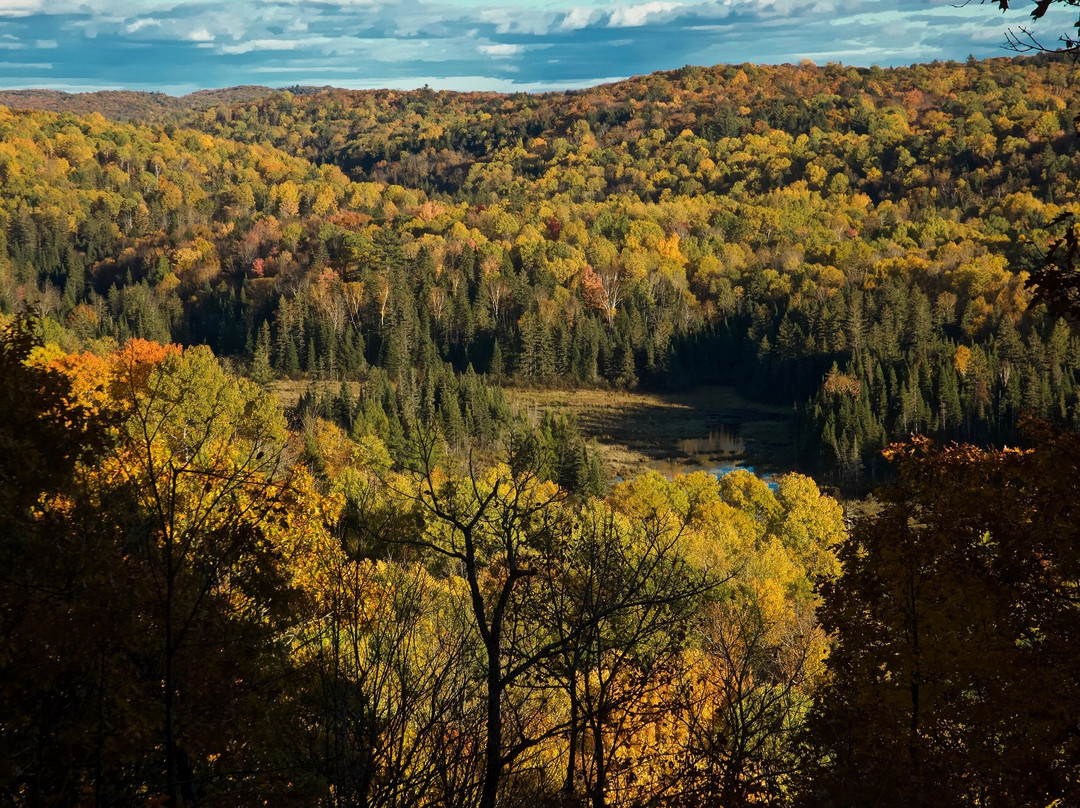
[251,321,273,385]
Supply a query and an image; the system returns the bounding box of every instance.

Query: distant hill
[0,85,332,122]
[2,54,1080,485]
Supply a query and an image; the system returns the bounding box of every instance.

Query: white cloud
[0,1,44,16]
[365,38,444,62]
[276,0,376,5]
[219,37,304,54]
[801,41,939,62]
[126,18,161,33]
[5,0,181,16]
[186,26,213,41]
[479,43,523,57]
[560,6,601,31]
[477,7,558,35]
[250,65,366,73]
[608,1,683,28]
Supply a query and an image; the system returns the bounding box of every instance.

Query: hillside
[0,85,327,123]
[2,54,1079,484]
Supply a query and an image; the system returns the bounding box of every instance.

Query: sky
[0,0,1074,95]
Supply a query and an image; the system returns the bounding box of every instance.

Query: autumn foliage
[1,55,1080,485]
[3,46,1080,807]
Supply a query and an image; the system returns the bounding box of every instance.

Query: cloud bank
[0,0,1072,93]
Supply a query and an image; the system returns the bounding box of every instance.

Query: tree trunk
[165,533,178,807]
[479,634,502,808]
[591,719,607,808]
[564,681,579,799]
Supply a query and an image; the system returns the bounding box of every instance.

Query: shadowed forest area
[3,41,1080,807]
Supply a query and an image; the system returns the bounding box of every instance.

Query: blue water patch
[617,466,781,490]
[709,465,780,490]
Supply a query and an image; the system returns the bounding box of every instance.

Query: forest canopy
[3,50,1080,807]
[2,54,1080,481]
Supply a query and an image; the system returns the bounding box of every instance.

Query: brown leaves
[811,420,1080,805]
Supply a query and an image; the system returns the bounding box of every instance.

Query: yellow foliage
[954,344,972,377]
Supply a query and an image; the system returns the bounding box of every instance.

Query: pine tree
[517,314,538,382]
[306,336,318,376]
[490,339,505,378]
[282,337,301,377]
[251,321,273,385]
[617,334,637,388]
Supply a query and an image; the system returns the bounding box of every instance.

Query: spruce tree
[490,338,505,378]
[251,322,273,385]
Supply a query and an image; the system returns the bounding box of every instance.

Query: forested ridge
[4,51,1080,806]
[0,86,307,125]
[5,54,1080,480]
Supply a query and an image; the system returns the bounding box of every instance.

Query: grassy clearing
[269,378,799,482]
[269,379,320,410]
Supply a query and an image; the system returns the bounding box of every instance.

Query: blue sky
[0,0,1073,94]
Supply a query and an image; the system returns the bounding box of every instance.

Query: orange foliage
[109,339,181,398]
[580,264,607,312]
[823,368,861,398]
